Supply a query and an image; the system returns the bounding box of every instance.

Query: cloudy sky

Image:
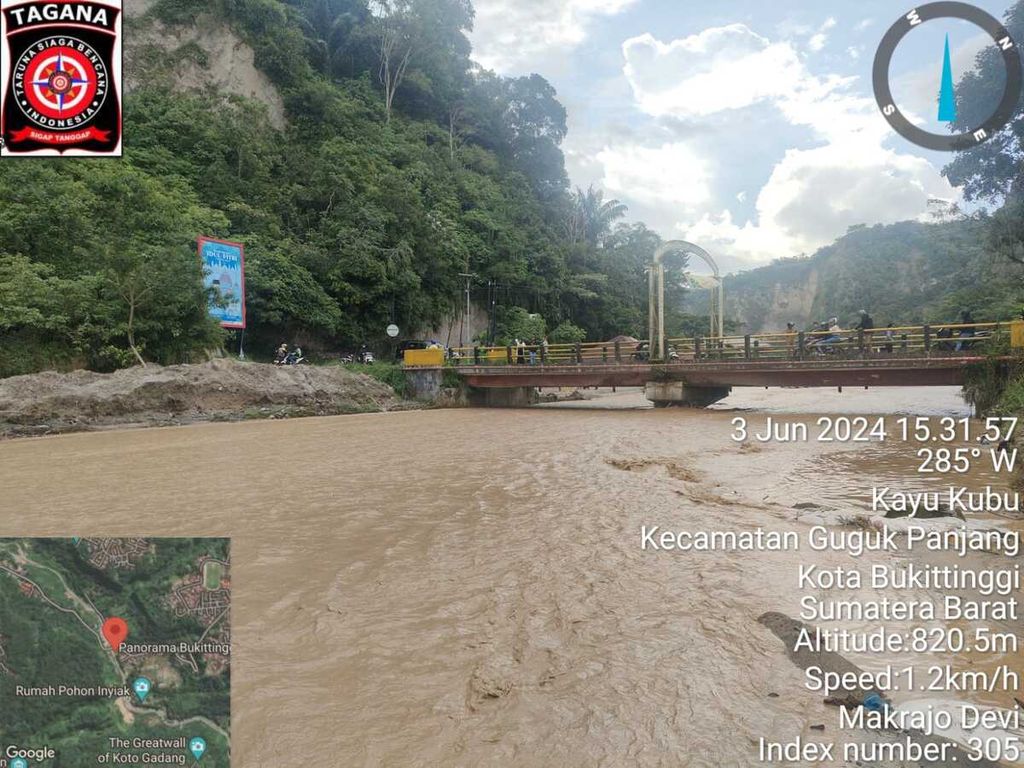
[469,0,1012,273]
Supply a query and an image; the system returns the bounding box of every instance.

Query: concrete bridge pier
[405,368,537,407]
[467,386,538,408]
[645,381,731,408]
[406,368,444,402]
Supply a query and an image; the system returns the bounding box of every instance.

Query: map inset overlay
[0,538,230,766]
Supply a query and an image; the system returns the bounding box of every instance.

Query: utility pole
[458,272,475,348]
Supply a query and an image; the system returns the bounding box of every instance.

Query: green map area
[0,538,230,767]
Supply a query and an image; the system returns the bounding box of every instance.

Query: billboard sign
[198,237,246,329]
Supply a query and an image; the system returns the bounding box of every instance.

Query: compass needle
[938,34,958,122]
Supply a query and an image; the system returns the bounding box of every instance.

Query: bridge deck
[443,355,989,389]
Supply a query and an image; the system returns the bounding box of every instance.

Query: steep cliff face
[723,266,819,334]
[420,303,492,348]
[124,0,286,130]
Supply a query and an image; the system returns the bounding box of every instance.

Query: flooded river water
[1,386,1021,766]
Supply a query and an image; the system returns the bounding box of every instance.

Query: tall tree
[372,0,414,123]
[501,74,568,197]
[369,0,473,123]
[943,0,1024,201]
[291,0,366,78]
[566,185,628,247]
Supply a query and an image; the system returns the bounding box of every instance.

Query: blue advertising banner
[198,237,246,329]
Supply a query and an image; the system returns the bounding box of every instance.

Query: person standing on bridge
[956,309,976,352]
[883,322,896,354]
[855,310,874,353]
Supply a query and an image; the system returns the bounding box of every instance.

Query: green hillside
[694,219,1024,334]
[0,0,686,377]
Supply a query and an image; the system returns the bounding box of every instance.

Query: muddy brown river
[1,386,1021,766]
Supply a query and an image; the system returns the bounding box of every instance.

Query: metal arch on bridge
[649,241,724,361]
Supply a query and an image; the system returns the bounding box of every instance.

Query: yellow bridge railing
[411,321,1019,367]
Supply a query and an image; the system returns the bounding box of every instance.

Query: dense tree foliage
[943,0,1024,202]
[0,163,227,375]
[0,0,667,376]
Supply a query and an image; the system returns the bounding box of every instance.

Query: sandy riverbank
[0,360,415,438]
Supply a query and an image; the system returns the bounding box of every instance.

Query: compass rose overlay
[872,2,1023,152]
[13,37,108,129]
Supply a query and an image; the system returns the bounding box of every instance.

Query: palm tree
[291,0,362,78]
[566,185,627,247]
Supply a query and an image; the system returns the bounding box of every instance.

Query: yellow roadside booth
[1012,320,1024,349]
[403,348,446,366]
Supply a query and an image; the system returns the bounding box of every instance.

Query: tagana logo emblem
[1,0,122,156]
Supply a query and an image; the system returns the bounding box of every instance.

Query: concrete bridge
[403,322,1016,407]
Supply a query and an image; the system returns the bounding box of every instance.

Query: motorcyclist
[811,318,842,353]
[275,343,289,365]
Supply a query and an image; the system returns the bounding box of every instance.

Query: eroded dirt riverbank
[0,360,413,438]
[0,387,1020,766]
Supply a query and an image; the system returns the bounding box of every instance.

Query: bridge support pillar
[406,368,444,401]
[645,381,731,408]
[467,386,538,408]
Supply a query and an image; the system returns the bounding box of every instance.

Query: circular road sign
[872,2,1023,151]
[386,324,400,338]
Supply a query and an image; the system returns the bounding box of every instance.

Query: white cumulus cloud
[686,144,957,266]
[610,23,962,268]
[623,24,862,137]
[807,17,836,52]
[471,0,637,73]
[622,25,807,117]
[596,142,713,210]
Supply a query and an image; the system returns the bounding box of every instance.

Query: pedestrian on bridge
[855,310,874,353]
[956,310,976,352]
[855,310,874,331]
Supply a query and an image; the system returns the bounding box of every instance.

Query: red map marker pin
[102,617,128,651]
